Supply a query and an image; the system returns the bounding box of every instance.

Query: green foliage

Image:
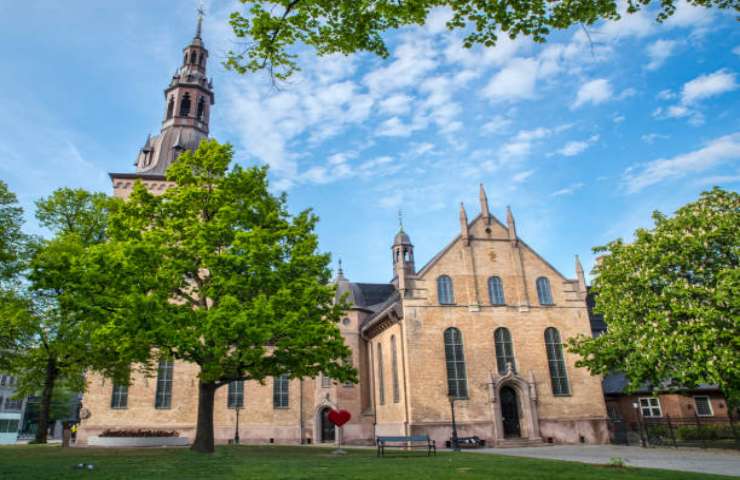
[568,188,740,406]
[0,188,124,442]
[0,179,27,284]
[85,139,353,384]
[226,0,736,80]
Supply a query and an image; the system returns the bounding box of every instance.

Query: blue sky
[1,1,738,283]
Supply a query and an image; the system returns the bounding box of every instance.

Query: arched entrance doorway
[319,407,335,443]
[500,386,521,438]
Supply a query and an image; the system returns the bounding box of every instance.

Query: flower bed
[89,429,188,447]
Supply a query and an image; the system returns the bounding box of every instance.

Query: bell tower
[110,7,216,198]
[162,8,214,134]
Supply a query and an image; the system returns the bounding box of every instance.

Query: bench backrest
[377,435,430,443]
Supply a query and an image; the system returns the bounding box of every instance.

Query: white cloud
[482,58,539,102]
[376,116,426,137]
[512,170,535,183]
[655,70,737,125]
[551,182,585,197]
[613,114,626,123]
[657,89,677,100]
[572,79,613,109]
[641,133,669,144]
[623,132,740,193]
[734,46,740,56]
[363,36,437,95]
[481,115,512,135]
[646,39,677,70]
[556,135,600,156]
[379,94,413,115]
[680,69,737,104]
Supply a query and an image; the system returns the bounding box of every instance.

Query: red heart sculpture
[327,409,351,427]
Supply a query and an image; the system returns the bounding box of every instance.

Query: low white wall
[88,436,189,447]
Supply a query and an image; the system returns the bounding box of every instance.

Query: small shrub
[99,429,179,438]
[607,457,626,468]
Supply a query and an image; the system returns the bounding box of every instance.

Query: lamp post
[234,405,241,445]
[449,394,460,452]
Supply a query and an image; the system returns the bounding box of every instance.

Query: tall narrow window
[179,93,191,117]
[376,342,385,405]
[444,327,468,398]
[536,277,553,305]
[390,336,400,404]
[694,396,713,417]
[494,327,516,374]
[166,97,174,120]
[273,374,289,408]
[111,383,128,409]
[544,328,570,395]
[196,96,206,121]
[321,374,331,388]
[155,359,173,409]
[227,380,244,409]
[437,275,454,305]
[488,276,505,305]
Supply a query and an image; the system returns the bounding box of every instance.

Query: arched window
[390,335,400,404]
[544,328,570,395]
[179,93,191,117]
[488,276,505,305]
[494,327,516,374]
[444,327,468,398]
[190,51,198,64]
[196,96,206,121]
[536,277,553,305]
[437,275,454,305]
[183,53,188,64]
[166,97,174,120]
[376,342,385,405]
[200,54,205,66]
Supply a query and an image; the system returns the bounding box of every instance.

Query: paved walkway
[471,445,740,477]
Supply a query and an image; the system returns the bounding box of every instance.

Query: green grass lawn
[0,444,733,480]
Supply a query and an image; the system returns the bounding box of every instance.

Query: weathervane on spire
[398,209,404,232]
[195,1,206,38]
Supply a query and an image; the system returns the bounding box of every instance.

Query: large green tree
[0,180,26,285]
[0,188,120,443]
[226,0,736,80]
[80,140,354,453]
[569,188,740,407]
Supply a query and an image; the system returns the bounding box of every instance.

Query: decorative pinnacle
[338,258,343,275]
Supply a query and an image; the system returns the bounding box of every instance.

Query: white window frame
[693,395,714,417]
[638,397,662,417]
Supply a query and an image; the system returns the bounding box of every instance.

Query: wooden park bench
[376,435,436,457]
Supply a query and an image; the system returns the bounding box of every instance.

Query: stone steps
[495,438,547,448]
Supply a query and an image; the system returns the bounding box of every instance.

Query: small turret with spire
[392,211,415,294]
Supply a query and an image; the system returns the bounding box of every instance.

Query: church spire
[195,3,205,39]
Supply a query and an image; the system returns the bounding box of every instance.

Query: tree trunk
[34,357,57,444]
[190,381,218,453]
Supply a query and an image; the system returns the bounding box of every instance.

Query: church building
[78,17,609,448]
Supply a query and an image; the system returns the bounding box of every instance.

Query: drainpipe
[299,378,304,444]
[399,314,411,437]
